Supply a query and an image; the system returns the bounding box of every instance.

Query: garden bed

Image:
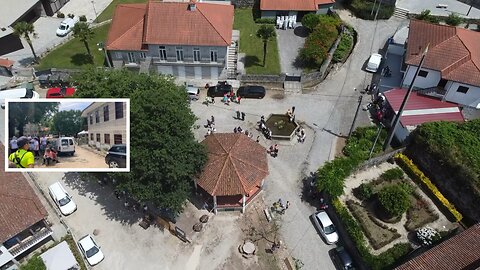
[405,193,439,231]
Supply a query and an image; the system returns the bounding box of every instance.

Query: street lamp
[91,1,98,20]
[97,42,112,68]
[382,45,429,151]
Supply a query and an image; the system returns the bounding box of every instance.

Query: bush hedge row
[333,31,354,63]
[346,0,394,20]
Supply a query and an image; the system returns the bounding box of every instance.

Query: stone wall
[239,74,285,89]
[234,0,255,8]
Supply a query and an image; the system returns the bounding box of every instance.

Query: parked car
[78,235,104,266]
[105,144,127,168]
[207,81,233,97]
[0,88,40,109]
[330,246,355,270]
[237,85,266,99]
[311,210,339,244]
[46,87,76,98]
[48,182,77,215]
[186,85,199,101]
[56,17,79,37]
[365,53,382,73]
[48,137,75,156]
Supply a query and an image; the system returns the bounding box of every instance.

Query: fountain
[265,114,298,140]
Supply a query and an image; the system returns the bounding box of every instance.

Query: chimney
[189,1,196,11]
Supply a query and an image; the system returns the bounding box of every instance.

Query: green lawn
[95,0,148,22]
[234,9,280,75]
[36,23,111,70]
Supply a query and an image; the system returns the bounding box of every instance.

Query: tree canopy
[8,102,58,137]
[51,110,84,136]
[74,69,207,213]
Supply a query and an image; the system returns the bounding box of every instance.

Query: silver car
[312,210,339,244]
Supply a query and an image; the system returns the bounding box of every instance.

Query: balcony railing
[8,227,53,257]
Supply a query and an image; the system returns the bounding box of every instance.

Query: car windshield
[85,246,99,258]
[59,25,67,30]
[58,196,71,206]
[324,224,336,234]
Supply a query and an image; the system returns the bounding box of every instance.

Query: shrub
[416,10,440,23]
[299,22,339,68]
[395,153,463,221]
[79,15,87,22]
[378,185,410,217]
[380,168,404,181]
[349,0,394,20]
[302,13,320,32]
[57,12,65,18]
[333,32,354,63]
[67,13,75,19]
[20,255,46,270]
[445,13,463,26]
[359,183,374,200]
[254,18,275,24]
[416,226,441,246]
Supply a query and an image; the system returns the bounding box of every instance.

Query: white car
[312,210,339,244]
[78,235,105,266]
[48,182,77,215]
[56,17,79,37]
[186,85,199,101]
[0,88,40,109]
[366,53,382,73]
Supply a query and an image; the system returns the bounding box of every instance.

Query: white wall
[0,245,14,268]
[402,66,441,89]
[444,81,480,107]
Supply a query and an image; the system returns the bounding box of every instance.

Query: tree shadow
[294,26,309,38]
[251,0,261,20]
[18,56,36,67]
[300,171,324,210]
[71,53,94,66]
[244,55,262,68]
[293,55,306,69]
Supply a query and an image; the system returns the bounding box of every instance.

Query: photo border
[4,98,130,172]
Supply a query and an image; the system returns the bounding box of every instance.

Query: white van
[0,88,40,109]
[49,137,76,155]
[49,182,77,215]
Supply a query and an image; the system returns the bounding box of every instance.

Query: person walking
[256,136,260,143]
[292,106,295,114]
[8,136,35,168]
[33,137,40,158]
[211,115,215,125]
[241,112,246,121]
[9,136,18,155]
[286,201,291,209]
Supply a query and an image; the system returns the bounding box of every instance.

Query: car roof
[79,235,95,249]
[48,182,66,196]
[61,18,75,24]
[186,86,198,94]
[336,246,353,265]
[370,53,382,61]
[0,88,27,98]
[315,211,333,226]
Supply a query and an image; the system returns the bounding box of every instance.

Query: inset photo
[5,99,129,172]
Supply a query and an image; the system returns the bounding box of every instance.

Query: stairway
[393,7,409,19]
[139,56,152,74]
[226,42,238,79]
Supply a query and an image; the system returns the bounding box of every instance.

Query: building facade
[81,102,127,151]
[106,1,234,79]
[260,0,335,20]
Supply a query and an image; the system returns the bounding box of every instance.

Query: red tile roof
[0,144,48,243]
[406,20,480,87]
[383,88,464,126]
[0,58,14,67]
[106,1,233,50]
[395,224,480,270]
[197,133,269,196]
[261,0,334,11]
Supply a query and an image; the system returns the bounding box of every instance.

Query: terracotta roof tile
[406,20,480,87]
[394,224,480,270]
[197,133,269,196]
[0,144,48,243]
[106,4,147,51]
[261,0,334,11]
[0,58,14,67]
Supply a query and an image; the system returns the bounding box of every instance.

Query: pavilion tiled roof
[197,133,269,196]
[406,20,480,87]
[394,224,480,270]
[0,144,47,243]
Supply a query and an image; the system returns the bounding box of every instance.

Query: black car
[330,246,355,270]
[237,85,266,99]
[207,81,233,97]
[105,144,127,168]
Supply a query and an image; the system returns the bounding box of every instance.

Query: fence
[238,74,285,89]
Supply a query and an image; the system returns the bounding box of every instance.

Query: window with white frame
[127,52,135,63]
[140,52,146,59]
[210,50,218,62]
[176,47,184,61]
[159,46,167,61]
[193,48,200,62]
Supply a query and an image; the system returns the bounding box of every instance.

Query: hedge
[20,255,46,270]
[395,153,463,222]
[333,31,354,63]
[347,0,394,20]
[254,18,275,24]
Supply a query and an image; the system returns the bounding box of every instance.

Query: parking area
[276,25,307,75]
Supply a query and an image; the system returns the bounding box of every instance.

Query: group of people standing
[8,135,59,168]
[258,115,273,140]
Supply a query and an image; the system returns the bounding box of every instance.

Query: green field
[233,9,280,75]
[36,23,110,70]
[95,0,148,22]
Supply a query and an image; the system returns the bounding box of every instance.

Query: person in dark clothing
[241,112,246,121]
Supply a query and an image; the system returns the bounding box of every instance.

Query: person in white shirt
[10,136,18,154]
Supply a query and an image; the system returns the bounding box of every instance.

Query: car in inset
[48,137,75,156]
[236,85,266,99]
[186,85,199,101]
[207,81,233,97]
[330,246,355,270]
[46,87,75,98]
[311,210,339,244]
[56,17,79,37]
[78,235,104,266]
[365,53,382,73]
[105,144,127,168]
[0,88,40,109]
[48,182,77,215]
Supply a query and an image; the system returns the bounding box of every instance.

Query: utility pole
[368,124,383,159]
[348,95,363,137]
[383,45,429,151]
[371,0,378,16]
[467,0,473,16]
[374,0,384,21]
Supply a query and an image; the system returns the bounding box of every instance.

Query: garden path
[341,162,457,254]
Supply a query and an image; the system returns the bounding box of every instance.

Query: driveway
[396,0,480,18]
[276,25,307,75]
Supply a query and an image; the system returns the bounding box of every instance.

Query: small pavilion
[195,133,269,214]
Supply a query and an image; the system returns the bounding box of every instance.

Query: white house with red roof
[260,0,335,20]
[401,20,480,109]
[106,1,234,79]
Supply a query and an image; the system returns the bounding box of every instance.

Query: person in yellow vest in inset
[8,136,35,168]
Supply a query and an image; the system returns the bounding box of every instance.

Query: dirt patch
[405,193,439,231]
[334,137,346,158]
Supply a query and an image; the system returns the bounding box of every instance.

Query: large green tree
[51,110,84,136]
[8,102,59,137]
[13,21,38,62]
[256,24,276,67]
[73,22,94,57]
[74,69,207,213]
